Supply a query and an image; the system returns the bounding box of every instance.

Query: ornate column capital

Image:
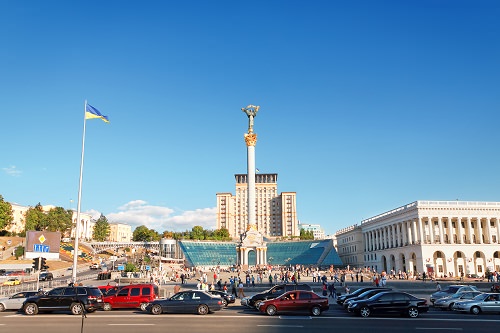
[244,133,257,146]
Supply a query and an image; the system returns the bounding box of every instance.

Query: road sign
[145,265,151,271]
[34,244,50,252]
[117,265,125,271]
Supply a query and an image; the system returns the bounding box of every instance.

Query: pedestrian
[238,281,246,298]
[328,282,336,299]
[436,281,441,291]
[345,284,350,294]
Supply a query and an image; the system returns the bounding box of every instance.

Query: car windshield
[473,294,487,301]
[445,286,461,293]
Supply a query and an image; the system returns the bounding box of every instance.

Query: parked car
[38,272,53,281]
[244,284,313,308]
[89,263,100,270]
[336,286,381,305]
[22,286,103,315]
[257,290,329,316]
[433,291,483,310]
[206,290,235,307]
[102,283,158,311]
[452,293,500,314]
[0,291,38,311]
[430,285,479,305]
[348,291,429,318]
[146,290,224,315]
[343,288,392,310]
[98,285,120,296]
[3,278,21,286]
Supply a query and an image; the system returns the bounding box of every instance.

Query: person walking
[238,281,246,298]
[328,282,336,299]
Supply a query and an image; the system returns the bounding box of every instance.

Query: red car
[102,284,159,311]
[257,290,329,316]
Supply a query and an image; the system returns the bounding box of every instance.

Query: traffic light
[40,257,49,270]
[32,257,40,270]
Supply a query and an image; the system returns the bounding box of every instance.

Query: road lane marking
[416,329,462,331]
[258,325,304,328]
[279,316,312,320]
[108,324,155,326]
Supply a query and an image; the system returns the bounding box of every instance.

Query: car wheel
[151,304,162,315]
[71,303,84,315]
[311,306,321,316]
[140,303,148,311]
[103,303,112,311]
[408,306,419,318]
[266,305,277,316]
[360,306,371,318]
[197,304,209,315]
[221,299,228,307]
[0,304,5,312]
[24,303,38,315]
[471,306,481,315]
[448,303,454,310]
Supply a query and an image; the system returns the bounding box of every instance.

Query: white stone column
[466,217,473,244]
[457,217,464,244]
[418,217,424,244]
[247,144,256,228]
[439,217,445,244]
[477,218,483,244]
[392,225,397,247]
[429,218,435,244]
[448,217,454,244]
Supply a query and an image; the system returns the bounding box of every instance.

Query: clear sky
[1,1,499,236]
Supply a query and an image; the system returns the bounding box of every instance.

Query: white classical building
[336,201,500,278]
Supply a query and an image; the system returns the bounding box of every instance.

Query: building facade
[108,223,132,242]
[216,173,299,239]
[299,223,325,240]
[335,224,363,267]
[336,200,500,278]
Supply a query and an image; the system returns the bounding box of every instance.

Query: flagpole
[72,100,88,284]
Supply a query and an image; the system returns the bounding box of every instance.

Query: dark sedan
[146,290,224,315]
[337,286,381,305]
[343,288,392,310]
[207,290,235,307]
[257,290,329,316]
[348,291,429,318]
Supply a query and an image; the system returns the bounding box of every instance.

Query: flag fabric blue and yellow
[85,103,109,123]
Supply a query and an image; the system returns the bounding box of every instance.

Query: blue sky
[1,1,499,236]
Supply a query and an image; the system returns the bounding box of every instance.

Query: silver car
[0,291,38,311]
[430,285,479,305]
[452,293,500,315]
[433,291,483,310]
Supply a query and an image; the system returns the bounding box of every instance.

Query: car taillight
[88,296,98,301]
[218,300,222,305]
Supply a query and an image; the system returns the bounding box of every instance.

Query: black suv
[38,272,53,281]
[23,286,103,315]
[247,284,313,307]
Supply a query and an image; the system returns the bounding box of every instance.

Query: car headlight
[350,303,358,308]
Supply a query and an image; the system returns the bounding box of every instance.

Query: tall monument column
[243,104,259,229]
[238,104,266,268]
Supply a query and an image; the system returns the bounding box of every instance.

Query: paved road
[1,306,499,333]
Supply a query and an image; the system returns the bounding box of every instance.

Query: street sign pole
[36,255,41,291]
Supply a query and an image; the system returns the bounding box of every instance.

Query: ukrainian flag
[85,103,109,123]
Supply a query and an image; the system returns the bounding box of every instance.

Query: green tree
[46,206,73,234]
[92,214,110,241]
[191,225,205,240]
[24,203,47,231]
[213,228,230,241]
[14,246,24,259]
[300,229,314,240]
[0,195,14,231]
[125,262,138,272]
[133,225,160,241]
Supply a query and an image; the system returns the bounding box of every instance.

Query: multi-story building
[108,223,132,242]
[299,223,325,239]
[216,173,299,239]
[336,200,500,278]
[335,224,363,267]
